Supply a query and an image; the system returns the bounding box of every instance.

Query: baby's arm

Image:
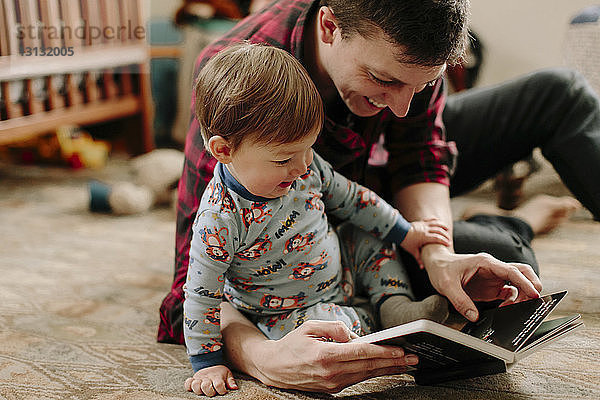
[399,218,450,267]
[185,365,238,397]
[184,207,240,396]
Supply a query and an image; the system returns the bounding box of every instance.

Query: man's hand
[421,245,542,321]
[220,302,419,394]
[184,365,238,397]
[254,320,418,393]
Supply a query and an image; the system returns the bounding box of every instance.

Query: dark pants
[445,68,600,220]
[409,68,600,298]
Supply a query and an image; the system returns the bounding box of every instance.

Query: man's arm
[393,182,542,321]
[218,302,418,393]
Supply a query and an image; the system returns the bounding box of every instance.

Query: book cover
[352,291,583,384]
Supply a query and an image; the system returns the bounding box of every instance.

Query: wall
[470,0,597,87]
[149,0,179,19]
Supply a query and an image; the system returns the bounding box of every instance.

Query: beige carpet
[0,157,599,400]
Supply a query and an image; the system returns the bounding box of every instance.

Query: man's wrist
[420,243,453,270]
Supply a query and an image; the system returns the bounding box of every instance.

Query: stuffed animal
[89,149,185,215]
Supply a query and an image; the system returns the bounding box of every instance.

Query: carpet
[0,158,598,400]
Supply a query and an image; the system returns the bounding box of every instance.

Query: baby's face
[225,129,319,199]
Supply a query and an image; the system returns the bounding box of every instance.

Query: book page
[461,291,567,352]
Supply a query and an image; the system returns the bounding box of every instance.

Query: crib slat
[64,73,83,106]
[119,65,133,95]
[38,0,65,109]
[0,0,9,56]
[1,1,18,55]
[58,0,83,48]
[2,81,20,118]
[80,0,102,46]
[1,1,23,117]
[17,0,45,114]
[78,0,101,102]
[56,0,83,105]
[119,0,144,44]
[18,0,42,49]
[97,0,119,99]
[38,0,61,47]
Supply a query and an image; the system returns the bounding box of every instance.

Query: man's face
[323,28,446,118]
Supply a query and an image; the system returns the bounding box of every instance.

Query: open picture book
[352,291,583,385]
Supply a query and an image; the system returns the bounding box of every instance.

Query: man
[164,0,596,393]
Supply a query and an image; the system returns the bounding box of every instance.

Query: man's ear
[317,6,339,45]
[207,136,234,163]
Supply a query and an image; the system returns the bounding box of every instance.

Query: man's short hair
[194,42,324,151]
[321,0,470,66]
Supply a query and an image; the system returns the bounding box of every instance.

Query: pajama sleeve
[183,209,239,372]
[312,152,412,243]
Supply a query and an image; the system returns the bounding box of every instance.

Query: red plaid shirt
[158,0,457,344]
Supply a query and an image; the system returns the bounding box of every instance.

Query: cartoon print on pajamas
[288,250,330,281]
[240,202,273,229]
[368,246,396,273]
[283,231,316,254]
[200,338,223,353]
[263,313,290,332]
[260,292,306,310]
[203,307,220,325]
[355,188,379,210]
[304,191,323,211]
[193,286,223,299]
[200,226,231,262]
[380,275,410,290]
[206,182,225,206]
[220,191,237,214]
[184,314,198,330]
[229,276,261,292]
[236,235,272,261]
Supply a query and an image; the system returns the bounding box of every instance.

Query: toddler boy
[184,42,450,396]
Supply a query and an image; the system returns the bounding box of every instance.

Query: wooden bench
[0,0,154,154]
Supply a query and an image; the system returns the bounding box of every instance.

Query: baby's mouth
[278,181,293,188]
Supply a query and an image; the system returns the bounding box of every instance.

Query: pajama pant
[247,223,413,339]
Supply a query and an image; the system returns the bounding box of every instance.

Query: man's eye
[369,73,395,87]
[274,159,290,165]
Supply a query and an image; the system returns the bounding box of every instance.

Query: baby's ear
[208,136,234,163]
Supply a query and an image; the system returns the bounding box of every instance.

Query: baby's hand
[184,365,238,397]
[400,218,450,266]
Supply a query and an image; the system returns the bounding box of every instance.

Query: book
[352,291,583,385]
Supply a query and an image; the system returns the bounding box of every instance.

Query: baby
[183,42,450,396]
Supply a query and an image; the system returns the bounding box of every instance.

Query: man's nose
[385,86,415,118]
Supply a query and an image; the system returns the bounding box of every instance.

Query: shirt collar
[290,0,320,62]
[217,162,274,203]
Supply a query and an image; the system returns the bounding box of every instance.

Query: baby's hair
[194,42,324,151]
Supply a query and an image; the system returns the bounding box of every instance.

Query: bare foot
[462,195,582,235]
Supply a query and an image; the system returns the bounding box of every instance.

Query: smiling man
[159,0,599,393]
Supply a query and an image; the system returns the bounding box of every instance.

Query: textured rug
[0,157,599,400]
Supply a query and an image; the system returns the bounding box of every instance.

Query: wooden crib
[0,0,154,154]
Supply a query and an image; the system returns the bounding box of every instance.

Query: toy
[0,125,110,169]
[89,148,184,215]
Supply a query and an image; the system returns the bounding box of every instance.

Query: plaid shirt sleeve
[384,77,457,194]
